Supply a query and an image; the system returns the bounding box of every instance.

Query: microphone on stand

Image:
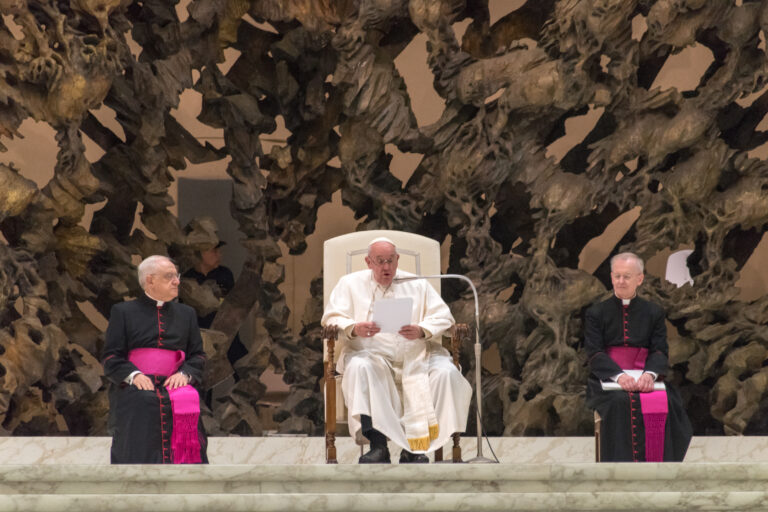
[393,273,497,463]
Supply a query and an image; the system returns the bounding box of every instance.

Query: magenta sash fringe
[606,346,668,462]
[167,386,202,463]
[128,348,202,464]
[638,391,668,462]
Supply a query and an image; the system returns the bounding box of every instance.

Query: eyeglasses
[370,257,396,266]
[611,272,638,281]
[155,272,181,281]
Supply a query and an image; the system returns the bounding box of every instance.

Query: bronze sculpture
[0,0,767,438]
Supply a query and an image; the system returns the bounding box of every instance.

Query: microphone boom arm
[393,274,496,463]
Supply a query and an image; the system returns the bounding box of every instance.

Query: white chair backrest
[323,230,442,307]
[323,230,443,428]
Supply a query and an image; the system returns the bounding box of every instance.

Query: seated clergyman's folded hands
[132,372,189,391]
[617,372,655,393]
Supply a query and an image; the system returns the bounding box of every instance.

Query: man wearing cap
[182,217,246,365]
[322,237,472,464]
[102,255,208,463]
[183,240,233,329]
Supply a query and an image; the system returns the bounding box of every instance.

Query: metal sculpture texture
[1,0,767,437]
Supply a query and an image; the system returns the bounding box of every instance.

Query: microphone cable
[476,401,500,463]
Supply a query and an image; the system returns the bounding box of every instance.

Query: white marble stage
[3,436,768,511]
[2,435,768,464]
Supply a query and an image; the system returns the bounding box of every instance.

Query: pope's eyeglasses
[370,257,396,266]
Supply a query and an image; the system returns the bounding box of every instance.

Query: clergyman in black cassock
[585,252,692,462]
[103,255,208,464]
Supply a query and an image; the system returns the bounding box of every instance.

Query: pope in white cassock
[321,237,472,463]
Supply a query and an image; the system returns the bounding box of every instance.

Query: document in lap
[372,298,413,333]
[601,369,666,391]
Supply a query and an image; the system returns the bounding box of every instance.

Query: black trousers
[360,414,387,448]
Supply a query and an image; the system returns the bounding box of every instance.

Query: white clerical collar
[145,292,164,307]
[616,293,636,306]
[369,272,393,293]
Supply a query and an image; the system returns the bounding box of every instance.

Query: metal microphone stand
[394,274,497,463]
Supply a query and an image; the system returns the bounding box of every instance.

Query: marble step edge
[5,479,768,496]
[1,462,768,482]
[1,491,768,512]
[3,464,768,496]
[6,436,768,465]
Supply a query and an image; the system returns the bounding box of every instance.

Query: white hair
[610,252,644,273]
[367,236,397,256]
[137,255,173,289]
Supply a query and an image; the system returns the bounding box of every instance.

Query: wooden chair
[594,410,602,462]
[322,230,466,464]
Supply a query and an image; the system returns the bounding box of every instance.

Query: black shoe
[399,450,429,463]
[359,446,390,464]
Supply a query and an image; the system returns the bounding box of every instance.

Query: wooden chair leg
[434,447,443,462]
[447,324,468,463]
[325,327,338,464]
[452,432,462,462]
[325,364,337,463]
[594,410,601,463]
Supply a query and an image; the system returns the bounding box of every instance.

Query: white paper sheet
[601,369,666,391]
[372,298,413,334]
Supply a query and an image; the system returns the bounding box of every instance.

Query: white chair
[322,229,466,463]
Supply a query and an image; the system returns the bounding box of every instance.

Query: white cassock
[321,269,472,453]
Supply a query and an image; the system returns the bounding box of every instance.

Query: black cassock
[103,294,208,463]
[585,295,692,462]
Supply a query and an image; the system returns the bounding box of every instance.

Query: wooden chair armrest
[323,324,339,364]
[449,323,469,368]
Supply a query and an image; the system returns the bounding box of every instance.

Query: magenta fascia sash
[128,348,202,463]
[606,346,668,462]
[128,348,185,376]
